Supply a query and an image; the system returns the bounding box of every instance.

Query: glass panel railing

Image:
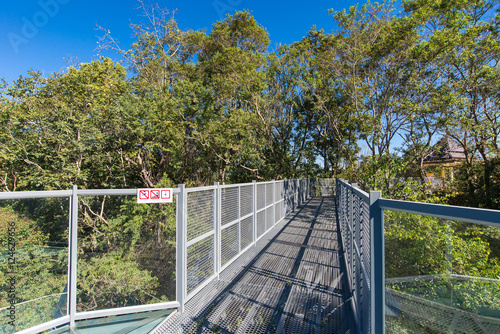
[77,195,176,312]
[0,197,69,333]
[385,211,500,333]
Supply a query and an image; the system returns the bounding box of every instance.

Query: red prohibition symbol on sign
[151,190,160,200]
[137,188,173,203]
[139,190,149,200]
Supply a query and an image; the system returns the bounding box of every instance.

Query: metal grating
[221,224,239,266]
[240,216,253,250]
[186,235,214,294]
[266,182,274,206]
[275,181,283,202]
[266,206,274,230]
[337,179,371,334]
[386,288,500,334]
[257,210,266,238]
[187,190,214,242]
[240,185,253,216]
[221,187,239,226]
[257,184,266,210]
[154,196,353,334]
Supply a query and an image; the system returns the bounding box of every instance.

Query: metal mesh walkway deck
[154,196,354,334]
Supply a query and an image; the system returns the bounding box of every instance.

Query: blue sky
[1,0,364,83]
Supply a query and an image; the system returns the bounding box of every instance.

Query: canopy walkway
[155,196,354,334]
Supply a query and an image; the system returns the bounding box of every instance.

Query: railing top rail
[0,189,72,200]
[219,182,254,188]
[185,185,216,193]
[337,178,369,203]
[379,198,500,228]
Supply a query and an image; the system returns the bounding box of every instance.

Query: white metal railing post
[214,182,220,280]
[253,180,257,246]
[370,190,384,334]
[272,180,276,227]
[238,185,241,252]
[176,184,187,312]
[68,185,78,327]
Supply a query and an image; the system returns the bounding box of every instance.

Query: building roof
[424,136,467,164]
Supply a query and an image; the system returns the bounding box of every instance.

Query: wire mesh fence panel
[186,190,214,242]
[221,224,239,267]
[257,211,266,238]
[240,216,253,250]
[0,197,69,333]
[257,184,266,211]
[240,185,253,217]
[385,212,500,333]
[318,178,335,196]
[76,195,176,313]
[266,183,273,207]
[336,179,371,334]
[186,235,214,295]
[221,187,239,227]
[266,206,274,232]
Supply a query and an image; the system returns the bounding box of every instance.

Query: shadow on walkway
[155,196,354,334]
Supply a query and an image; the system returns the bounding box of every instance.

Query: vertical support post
[272,180,276,227]
[370,190,385,334]
[263,182,267,231]
[176,184,187,313]
[238,185,241,253]
[68,185,78,327]
[351,183,358,304]
[214,182,220,280]
[253,180,257,246]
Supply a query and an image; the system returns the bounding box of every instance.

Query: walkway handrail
[336,178,384,334]
[1,178,313,333]
[176,178,313,311]
[338,178,500,334]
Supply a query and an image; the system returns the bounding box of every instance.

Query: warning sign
[137,188,173,203]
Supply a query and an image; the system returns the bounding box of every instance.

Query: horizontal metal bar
[378,198,500,227]
[385,273,500,284]
[0,190,71,200]
[16,316,70,334]
[187,230,215,247]
[186,185,215,193]
[353,240,370,287]
[219,182,253,189]
[186,273,218,302]
[78,188,181,197]
[0,188,182,200]
[77,189,137,196]
[74,301,180,321]
[221,212,253,231]
[351,186,369,203]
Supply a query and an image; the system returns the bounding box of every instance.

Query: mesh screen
[386,287,500,334]
[240,185,253,216]
[362,200,370,279]
[221,187,239,226]
[337,181,372,333]
[221,224,239,266]
[257,211,265,238]
[266,183,274,206]
[257,184,266,210]
[275,181,283,202]
[275,201,281,223]
[266,206,274,230]
[187,190,214,242]
[187,235,214,294]
[240,216,253,250]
